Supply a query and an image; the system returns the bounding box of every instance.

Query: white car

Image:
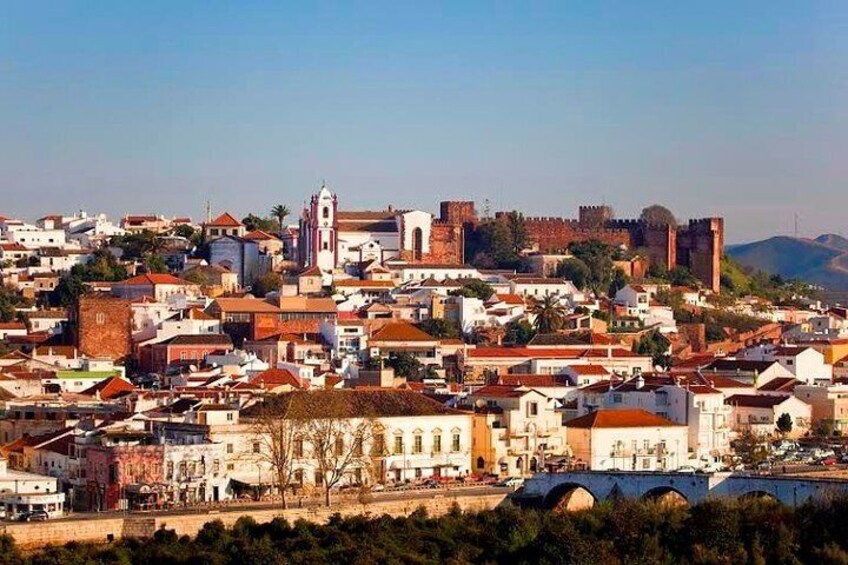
[496,477,524,488]
[676,466,697,474]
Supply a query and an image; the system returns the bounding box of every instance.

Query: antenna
[205,201,212,224]
[794,213,799,238]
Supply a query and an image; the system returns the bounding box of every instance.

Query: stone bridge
[522,472,848,510]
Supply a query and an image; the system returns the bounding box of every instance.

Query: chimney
[635,373,645,390]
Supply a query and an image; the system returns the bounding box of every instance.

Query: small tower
[306,183,338,272]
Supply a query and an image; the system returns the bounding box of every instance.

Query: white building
[0,457,65,519]
[565,409,689,471]
[725,394,812,438]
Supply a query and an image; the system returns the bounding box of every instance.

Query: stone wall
[73,295,133,361]
[2,492,509,550]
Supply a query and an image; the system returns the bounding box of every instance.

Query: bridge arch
[544,482,598,513]
[642,486,690,507]
[739,490,779,503]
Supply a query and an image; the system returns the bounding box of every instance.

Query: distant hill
[727,235,848,290]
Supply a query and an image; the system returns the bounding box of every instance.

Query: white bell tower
[309,183,338,272]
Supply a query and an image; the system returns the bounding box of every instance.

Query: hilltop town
[0,184,846,527]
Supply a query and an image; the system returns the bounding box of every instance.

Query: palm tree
[270,204,291,236]
[530,295,567,334]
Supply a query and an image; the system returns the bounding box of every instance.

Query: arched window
[412,227,423,261]
[476,456,485,469]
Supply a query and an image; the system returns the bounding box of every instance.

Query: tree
[384,352,423,379]
[608,267,630,297]
[253,272,283,297]
[466,213,527,270]
[173,224,196,240]
[503,211,528,255]
[300,395,377,507]
[143,254,168,274]
[0,285,24,322]
[449,280,494,301]
[635,330,671,369]
[110,230,161,260]
[776,413,793,436]
[242,214,279,233]
[640,204,677,227]
[270,205,291,236]
[415,318,460,340]
[250,396,303,509]
[669,267,699,287]
[530,295,567,334]
[504,320,536,345]
[556,258,591,290]
[569,240,616,296]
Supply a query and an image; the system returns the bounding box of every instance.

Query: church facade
[298,185,467,272]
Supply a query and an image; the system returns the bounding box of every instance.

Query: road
[19,484,512,524]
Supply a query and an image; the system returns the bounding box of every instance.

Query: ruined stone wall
[73,295,132,362]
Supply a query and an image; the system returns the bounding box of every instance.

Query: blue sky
[1,1,846,242]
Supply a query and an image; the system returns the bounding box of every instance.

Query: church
[297,184,468,272]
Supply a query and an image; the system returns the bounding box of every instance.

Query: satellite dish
[189,364,198,373]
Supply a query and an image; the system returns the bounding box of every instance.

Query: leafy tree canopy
[640,204,678,227]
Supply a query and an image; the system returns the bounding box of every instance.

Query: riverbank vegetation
[7,496,848,564]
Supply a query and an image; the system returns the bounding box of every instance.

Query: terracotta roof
[79,376,135,399]
[566,365,611,376]
[26,310,68,319]
[337,221,398,233]
[243,230,280,241]
[120,273,194,286]
[335,280,395,288]
[186,307,216,321]
[497,374,574,387]
[566,409,683,429]
[163,334,233,347]
[0,243,29,252]
[337,211,396,221]
[211,298,282,313]
[492,293,525,305]
[466,347,644,360]
[278,296,337,313]
[774,345,815,357]
[0,322,26,331]
[512,277,573,286]
[471,384,530,398]
[725,394,792,408]
[371,322,436,343]
[757,377,800,392]
[243,389,462,418]
[207,212,243,227]
[706,359,780,373]
[251,368,304,389]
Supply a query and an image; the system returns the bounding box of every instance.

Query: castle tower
[302,183,338,272]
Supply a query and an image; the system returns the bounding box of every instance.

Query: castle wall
[517,216,633,253]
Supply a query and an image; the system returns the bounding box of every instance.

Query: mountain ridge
[727,233,848,290]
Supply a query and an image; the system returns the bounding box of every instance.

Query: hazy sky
[2,2,846,243]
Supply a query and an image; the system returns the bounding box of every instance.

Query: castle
[298,186,723,292]
[497,205,724,292]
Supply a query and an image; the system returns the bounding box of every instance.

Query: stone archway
[545,483,598,513]
[642,486,690,507]
[412,227,424,261]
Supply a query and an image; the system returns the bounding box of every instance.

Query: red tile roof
[725,394,791,408]
[121,273,193,286]
[251,368,305,389]
[207,212,243,227]
[566,409,683,429]
[243,230,280,241]
[497,374,574,387]
[470,384,529,398]
[566,365,611,375]
[81,376,136,400]
[371,322,436,343]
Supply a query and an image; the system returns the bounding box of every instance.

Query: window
[642,458,651,469]
[334,437,344,456]
[527,402,538,417]
[294,469,304,485]
[414,468,422,479]
[252,442,261,454]
[226,443,234,454]
[314,470,324,485]
[476,456,485,469]
[372,434,385,456]
[226,412,233,421]
[393,435,404,455]
[322,207,329,219]
[451,433,461,452]
[95,312,105,325]
[294,438,304,458]
[413,434,423,454]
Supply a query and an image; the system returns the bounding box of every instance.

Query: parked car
[18,510,49,522]
[819,457,838,466]
[496,477,524,488]
[676,466,697,474]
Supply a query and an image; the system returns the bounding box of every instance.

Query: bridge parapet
[524,471,848,508]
